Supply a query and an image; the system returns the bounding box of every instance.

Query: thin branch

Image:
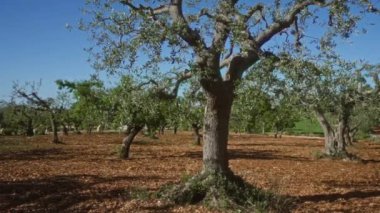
[256,0,326,46]
[244,4,264,23]
[121,0,206,52]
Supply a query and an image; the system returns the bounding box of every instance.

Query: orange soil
[0,132,379,212]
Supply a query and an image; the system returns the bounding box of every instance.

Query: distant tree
[0,102,39,136]
[179,82,205,145]
[13,83,62,143]
[57,79,110,134]
[110,75,170,158]
[271,56,380,157]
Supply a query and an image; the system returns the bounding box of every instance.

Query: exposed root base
[119,147,128,159]
[158,171,293,212]
[319,151,362,162]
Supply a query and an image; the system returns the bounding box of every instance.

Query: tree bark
[159,125,165,135]
[50,113,59,144]
[26,118,34,137]
[201,80,234,175]
[314,108,337,155]
[173,126,178,134]
[344,125,352,146]
[336,119,347,154]
[62,124,69,136]
[120,126,143,159]
[192,123,202,145]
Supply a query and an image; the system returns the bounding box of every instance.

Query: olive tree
[272,56,379,157]
[57,79,111,134]
[178,82,205,145]
[13,83,63,143]
[110,75,171,158]
[82,0,379,208]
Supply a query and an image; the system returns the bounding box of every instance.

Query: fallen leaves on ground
[0,132,379,212]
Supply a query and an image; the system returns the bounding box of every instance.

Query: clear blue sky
[0,0,93,100]
[1,1,380,100]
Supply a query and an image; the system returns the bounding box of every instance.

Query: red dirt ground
[0,132,379,212]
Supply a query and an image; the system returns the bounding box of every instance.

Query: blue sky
[1,1,380,100]
[0,0,92,100]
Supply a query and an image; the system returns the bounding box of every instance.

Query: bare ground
[0,132,379,212]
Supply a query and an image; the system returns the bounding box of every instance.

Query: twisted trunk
[120,126,143,159]
[336,119,347,154]
[192,123,202,145]
[314,108,337,155]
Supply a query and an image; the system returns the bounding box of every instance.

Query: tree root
[158,171,293,212]
[316,151,362,162]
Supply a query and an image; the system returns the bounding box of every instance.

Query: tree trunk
[201,81,234,175]
[336,119,347,154]
[50,113,59,144]
[62,124,69,136]
[26,118,34,137]
[120,126,143,159]
[314,108,337,155]
[160,125,165,135]
[349,126,359,143]
[74,125,81,134]
[173,126,178,134]
[192,123,202,145]
[274,126,279,138]
[344,125,352,146]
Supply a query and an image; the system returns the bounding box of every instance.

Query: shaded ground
[0,132,379,212]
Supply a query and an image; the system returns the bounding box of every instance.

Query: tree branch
[244,4,264,23]
[139,70,192,100]
[256,0,326,47]
[121,0,207,52]
[168,0,206,52]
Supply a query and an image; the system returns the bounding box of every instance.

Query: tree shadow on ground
[321,180,380,189]
[296,190,380,203]
[231,142,322,148]
[0,148,69,161]
[0,174,165,211]
[229,149,310,161]
[164,149,310,162]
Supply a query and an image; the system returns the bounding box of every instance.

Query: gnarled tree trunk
[201,80,234,175]
[336,119,347,155]
[192,123,202,145]
[314,108,337,155]
[120,125,143,159]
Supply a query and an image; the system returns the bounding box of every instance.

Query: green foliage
[110,75,171,133]
[57,78,115,132]
[178,81,205,132]
[128,187,152,200]
[232,64,301,134]
[291,118,323,135]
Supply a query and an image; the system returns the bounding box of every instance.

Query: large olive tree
[82,0,379,207]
